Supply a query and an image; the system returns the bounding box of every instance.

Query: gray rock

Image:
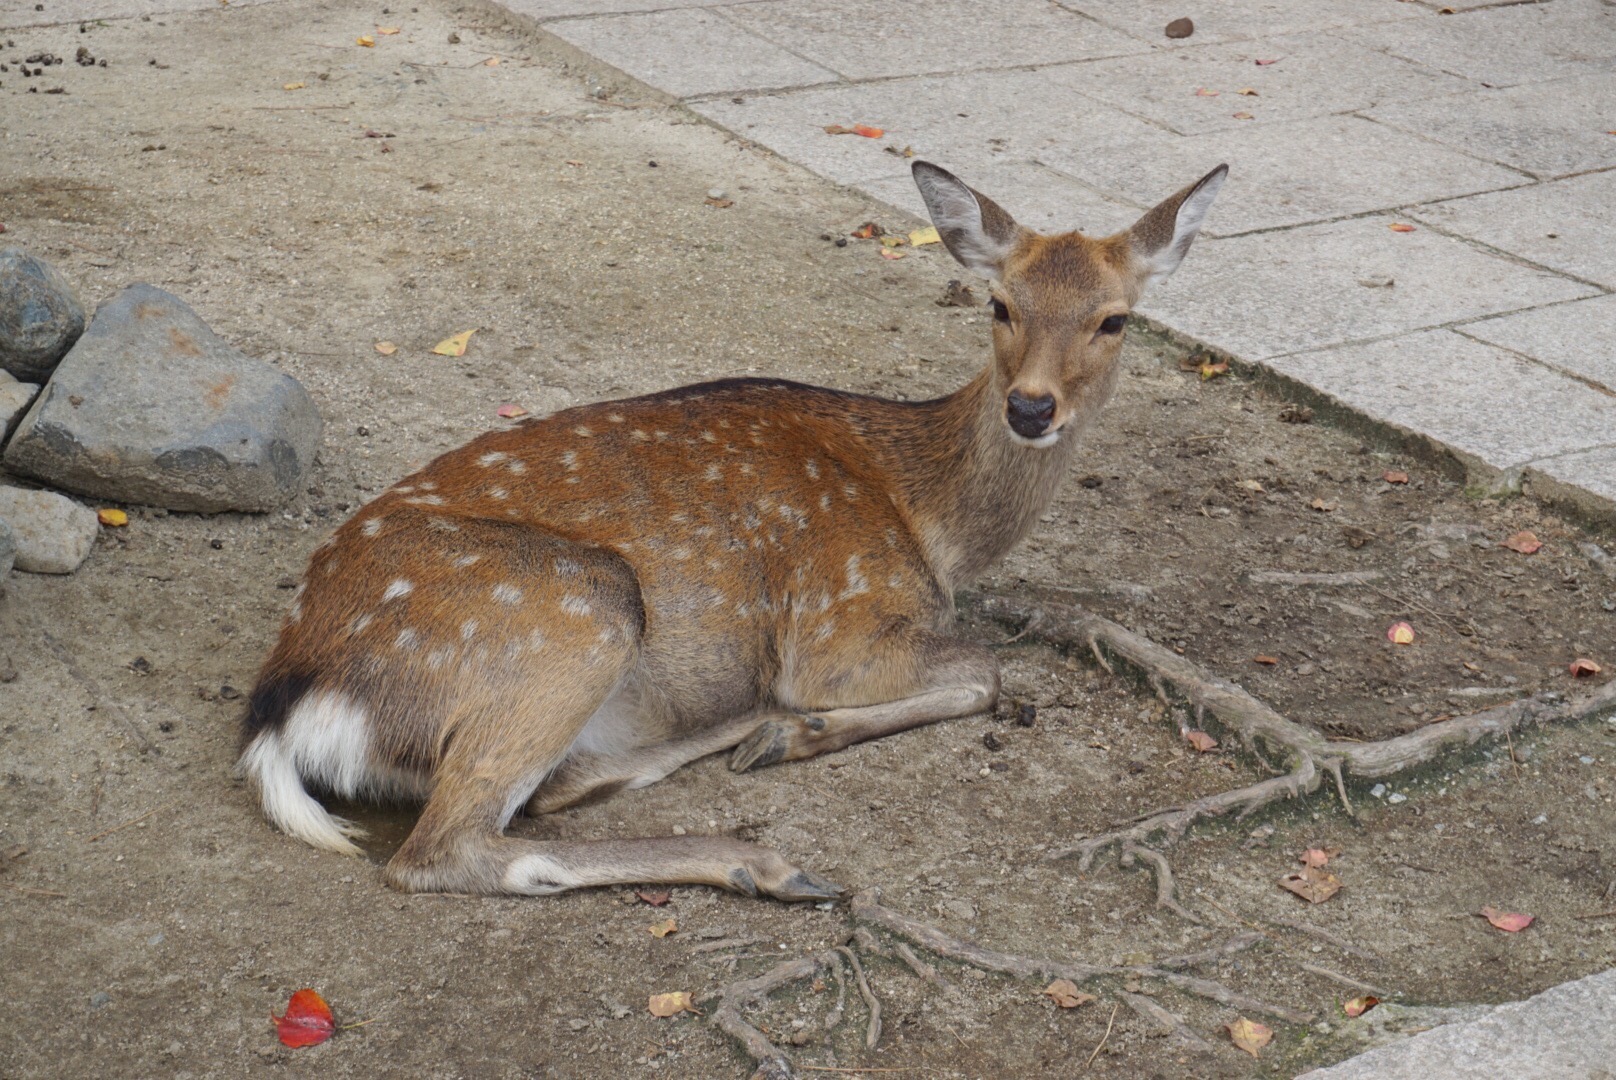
[3,284,322,512]
[0,486,98,574]
[0,248,85,382]
[0,370,42,444]
[0,515,15,578]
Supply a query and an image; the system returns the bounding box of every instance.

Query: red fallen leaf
[1570,658,1603,678]
[495,403,527,419]
[1383,470,1409,484]
[1253,655,1279,666]
[1254,57,1280,65]
[1480,906,1534,932]
[1343,995,1380,1018]
[851,222,883,240]
[1502,530,1542,554]
[273,989,336,1049]
[636,889,671,906]
[1184,729,1218,753]
[1387,621,1415,645]
[1389,222,1417,233]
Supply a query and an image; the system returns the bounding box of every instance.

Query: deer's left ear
[912,160,1026,281]
[1127,164,1227,292]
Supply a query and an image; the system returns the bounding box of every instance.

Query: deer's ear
[1127,164,1227,292]
[912,161,1024,281]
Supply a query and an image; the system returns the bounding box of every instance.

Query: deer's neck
[884,370,1081,590]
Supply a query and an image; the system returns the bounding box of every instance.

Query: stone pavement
[486,0,1616,515]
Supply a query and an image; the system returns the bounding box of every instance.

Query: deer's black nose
[1006,391,1056,439]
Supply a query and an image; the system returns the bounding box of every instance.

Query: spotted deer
[238,160,1226,900]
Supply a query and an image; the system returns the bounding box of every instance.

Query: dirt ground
[2,3,1614,1077]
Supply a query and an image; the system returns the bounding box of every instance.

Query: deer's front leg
[731,633,998,772]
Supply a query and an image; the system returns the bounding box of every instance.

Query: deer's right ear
[1127,164,1228,292]
[912,161,1023,281]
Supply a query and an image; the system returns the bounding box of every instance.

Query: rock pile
[0,249,323,577]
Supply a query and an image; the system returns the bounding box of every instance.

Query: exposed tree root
[962,587,1616,917]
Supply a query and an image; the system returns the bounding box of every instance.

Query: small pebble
[1370,783,1387,798]
[1580,755,1596,765]
[706,188,726,201]
[1387,792,1407,804]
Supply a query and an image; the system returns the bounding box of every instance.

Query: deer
[237,159,1227,901]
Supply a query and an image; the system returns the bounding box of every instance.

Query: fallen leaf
[1480,906,1534,933]
[1226,1017,1273,1057]
[1254,655,1279,666]
[1570,658,1603,678]
[1255,57,1280,65]
[1389,222,1417,233]
[648,917,678,938]
[1184,729,1218,753]
[884,144,916,158]
[1199,358,1228,380]
[1195,87,1220,97]
[851,222,883,240]
[374,341,397,355]
[1237,87,1259,96]
[705,197,734,208]
[482,56,500,67]
[1279,865,1342,904]
[274,989,336,1049]
[648,991,701,1018]
[1383,470,1409,484]
[283,81,306,91]
[852,124,884,138]
[1165,16,1194,38]
[1299,847,1337,868]
[909,226,941,247]
[356,35,375,47]
[1502,530,1542,554]
[880,249,906,260]
[1343,995,1380,1018]
[377,25,401,34]
[1464,661,1482,672]
[1238,479,1266,493]
[495,403,527,419]
[432,329,476,357]
[636,889,671,906]
[1232,111,1255,120]
[880,235,905,248]
[1387,621,1415,645]
[1042,979,1096,1008]
[1310,497,1338,512]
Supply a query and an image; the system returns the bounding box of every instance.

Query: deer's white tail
[238,728,366,857]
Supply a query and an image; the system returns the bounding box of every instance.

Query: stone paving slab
[720,0,1147,82]
[545,7,837,97]
[0,0,277,28]
[1266,329,1616,473]
[1299,965,1616,1079]
[1364,71,1616,180]
[1139,214,1597,361]
[1067,0,1422,47]
[1049,30,1471,136]
[1533,447,1616,510]
[1413,170,1616,290]
[1459,295,1616,395]
[495,0,710,19]
[1347,0,1616,89]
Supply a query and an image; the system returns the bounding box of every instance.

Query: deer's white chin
[1007,428,1061,449]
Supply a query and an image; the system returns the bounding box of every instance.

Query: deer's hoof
[730,719,791,772]
[772,869,845,902]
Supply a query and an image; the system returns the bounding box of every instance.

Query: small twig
[1505,729,1523,783]
[339,1017,380,1030]
[1084,1002,1118,1069]
[1298,963,1391,997]
[691,935,767,954]
[86,800,176,843]
[1574,909,1616,921]
[0,881,68,898]
[1248,570,1385,586]
[835,946,881,1050]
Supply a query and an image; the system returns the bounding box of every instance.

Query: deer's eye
[1098,314,1127,335]
[991,298,1010,323]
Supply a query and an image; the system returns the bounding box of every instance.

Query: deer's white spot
[382,579,413,602]
[452,553,482,568]
[427,647,453,670]
[479,451,508,467]
[488,487,508,500]
[631,429,650,442]
[561,450,578,471]
[841,555,869,599]
[560,594,592,617]
[418,481,438,492]
[528,628,547,652]
[461,619,479,641]
[739,463,755,476]
[819,493,832,511]
[804,460,820,479]
[700,430,717,443]
[404,494,445,506]
[361,518,382,537]
[428,517,460,533]
[608,413,625,424]
[350,613,374,635]
[573,426,593,438]
[492,583,524,605]
[704,464,721,482]
[554,557,582,577]
[395,628,420,651]
[506,459,527,475]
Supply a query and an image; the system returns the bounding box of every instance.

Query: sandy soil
[1,3,1613,1077]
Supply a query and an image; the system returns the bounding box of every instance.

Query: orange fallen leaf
[880,249,906,260]
[496,403,527,419]
[648,917,678,938]
[705,197,734,208]
[97,509,128,527]
[851,222,883,240]
[377,25,401,34]
[636,889,671,906]
[1279,865,1342,904]
[1570,658,1602,678]
[1480,906,1534,933]
[1199,358,1228,380]
[1195,87,1220,97]
[1383,470,1409,484]
[852,124,884,138]
[1502,530,1542,554]
[432,329,476,357]
[1387,622,1415,645]
[1254,655,1279,666]
[1184,729,1218,753]
[1389,222,1416,233]
[1232,111,1255,120]
[1042,979,1096,1009]
[1226,1017,1272,1057]
[648,991,701,1018]
[356,35,375,47]
[374,341,397,355]
[1343,995,1380,1018]
[274,988,336,1048]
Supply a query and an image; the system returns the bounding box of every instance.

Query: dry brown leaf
[1199,358,1228,380]
[1570,657,1603,678]
[1226,1017,1272,1057]
[1255,57,1280,65]
[377,25,401,34]
[636,889,671,906]
[648,917,678,938]
[1480,906,1534,933]
[1310,497,1338,512]
[1383,470,1409,484]
[1042,979,1096,1009]
[373,341,397,355]
[880,249,905,260]
[1237,87,1259,96]
[705,197,734,208]
[1238,479,1266,493]
[909,226,941,246]
[1184,729,1218,753]
[1503,530,1542,554]
[851,222,883,240]
[1254,655,1279,666]
[1279,865,1342,904]
[648,991,700,1018]
[1232,111,1255,120]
